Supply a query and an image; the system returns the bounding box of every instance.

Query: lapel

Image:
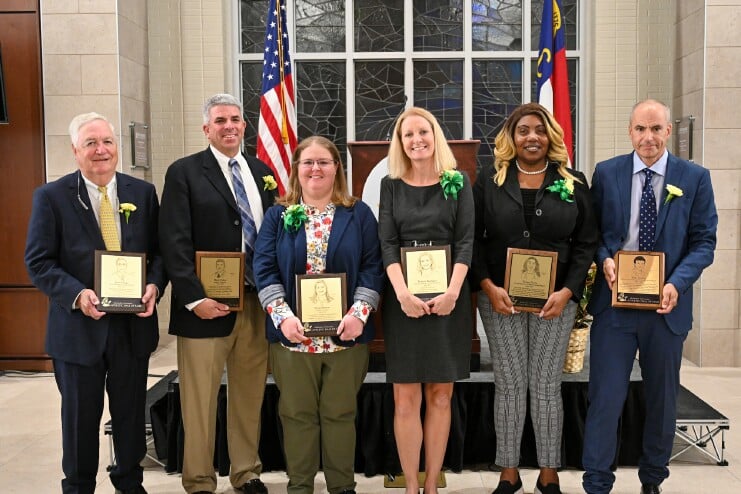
[326,206,350,266]
[292,212,308,274]
[70,171,106,249]
[202,149,238,213]
[535,164,560,205]
[616,154,634,235]
[115,173,134,250]
[654,154,685,242]
[501,162,523,206]
[243,155,273,212]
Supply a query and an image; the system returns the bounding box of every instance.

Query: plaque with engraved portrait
[612,250,665,309]
[296,273,347,337]
[94,250,146,313]
[195,251,245,311]
[503,248,558,312]
[400,245,452,301]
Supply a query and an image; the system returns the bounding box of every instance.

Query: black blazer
[159,147,277,338]
[25,171,166,365]
[471,162,599,301]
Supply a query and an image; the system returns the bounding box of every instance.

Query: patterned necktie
[98,185,121,251]
[229,159,257,285]
[638,168,657,251]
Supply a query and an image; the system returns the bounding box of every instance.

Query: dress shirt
[623,150,667,251]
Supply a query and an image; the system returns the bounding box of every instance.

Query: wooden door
[0,1,50,371]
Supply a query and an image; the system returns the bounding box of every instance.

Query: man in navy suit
[159,94,277,494]
[582,99,718,494]
[25,113,166,494]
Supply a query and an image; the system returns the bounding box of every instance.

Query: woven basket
[563,326,590,373]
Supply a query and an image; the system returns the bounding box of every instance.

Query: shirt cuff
[348,300,372,324]
[185,298,205,311]
[267,298,295,329]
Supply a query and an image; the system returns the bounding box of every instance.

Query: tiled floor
[2,333,740,493]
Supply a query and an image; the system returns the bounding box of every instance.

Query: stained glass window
[295,61,347,160]
[240,0,269,54]
[355,61,405,141]
[472,0,522,51]
[472,60,523,169]
[295,0,345,52]
[413,0,464,51]
[237,1,582,170]
[355,0,404,52]
[413,60,464,139]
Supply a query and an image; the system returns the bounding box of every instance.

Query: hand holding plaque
[196,251,245,310]
[296,273,347,337]
[94,250,146,313]
[400,245,452,301]
[503,248,558,312]
[611,250,665,309]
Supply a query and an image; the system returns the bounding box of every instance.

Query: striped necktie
[638,168,657,251]
[229,159,257,285]
[98,185,121,251]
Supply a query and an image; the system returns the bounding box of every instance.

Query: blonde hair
[387,107,457,178]
[279,136,357,208]
[492,102,578,186]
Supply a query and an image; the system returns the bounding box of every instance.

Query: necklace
[516,161,548,175]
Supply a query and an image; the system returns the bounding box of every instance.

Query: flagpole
[275,0,289,144]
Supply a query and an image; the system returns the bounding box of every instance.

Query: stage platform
[129,361,728,476]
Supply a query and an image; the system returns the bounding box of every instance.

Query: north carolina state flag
[536,0,573,165]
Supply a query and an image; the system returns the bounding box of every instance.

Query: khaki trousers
[177,293,269,493]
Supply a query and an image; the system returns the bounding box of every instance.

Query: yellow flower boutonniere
[664,184,683,204]
[118,203,137,224]
[263,176,278,191]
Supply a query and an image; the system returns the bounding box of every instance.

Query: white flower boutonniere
[664,184,683,204]
[119,203,137,223]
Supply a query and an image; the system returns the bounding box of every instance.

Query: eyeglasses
[297,159,337,168]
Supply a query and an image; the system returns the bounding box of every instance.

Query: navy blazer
[588,152,717,334]
[159,148,277,338]
[471,163,599,302]
[253,201,384,347]
[25,171,166,365]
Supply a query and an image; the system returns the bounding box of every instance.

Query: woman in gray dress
[378,107,474,494]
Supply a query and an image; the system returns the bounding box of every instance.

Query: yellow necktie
[98,186,121,251]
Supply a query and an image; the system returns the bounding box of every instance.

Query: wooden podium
[347,140,482,371]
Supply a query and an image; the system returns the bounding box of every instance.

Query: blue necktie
[639,168,657,251]
[229,158,257,285]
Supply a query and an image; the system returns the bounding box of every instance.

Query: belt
[401,240,448,247]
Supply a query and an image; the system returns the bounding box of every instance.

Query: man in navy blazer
[582,100,717,494]
[25,113,166,494]
[159,94,277,494]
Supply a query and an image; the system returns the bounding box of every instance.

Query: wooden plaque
[612,250,665,309]
[503,248,558,312]
[296,273,348,337]
[94,250,146,313]
[400,245,452,301]
[196,251,245,310]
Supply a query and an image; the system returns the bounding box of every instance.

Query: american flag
[536,0,573,165]
[257,0,297,194]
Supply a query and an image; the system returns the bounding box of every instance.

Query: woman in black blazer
[471,103,598,494]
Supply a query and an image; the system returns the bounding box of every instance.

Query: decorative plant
[574,263,596,329]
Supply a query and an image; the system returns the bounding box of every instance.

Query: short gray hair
[203,94,243,124]
[630,99,671,125]
[68,112,115,145]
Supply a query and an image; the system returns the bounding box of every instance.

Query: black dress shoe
[114,487,147,494]
[640,484,661,494]
[338,490,356,494]
[236,478,268,494]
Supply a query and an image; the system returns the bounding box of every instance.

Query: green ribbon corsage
[281,204,308,232]
[546,178,575,203]
[440,169,464,200]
